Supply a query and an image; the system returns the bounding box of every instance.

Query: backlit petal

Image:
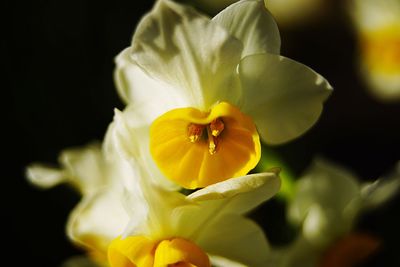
[212,0,281,56]
[239,53,332,144]
[130,0,242,110]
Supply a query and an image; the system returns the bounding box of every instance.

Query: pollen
[207,126,218,155]
[210,118,225,137]
[188,124,205,143]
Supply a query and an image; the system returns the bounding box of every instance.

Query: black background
[4,0,400,266]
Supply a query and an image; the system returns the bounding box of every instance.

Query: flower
[113,0,332,189]
[27,130,281,266]
[60,157,280,266]
[350,0,400,101]
[266,158,400,267]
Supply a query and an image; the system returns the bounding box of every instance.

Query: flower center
[108,236,210,267]
[150,102,261,189]
[187,118,225,155]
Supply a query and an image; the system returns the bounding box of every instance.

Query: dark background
[4,0,400,266]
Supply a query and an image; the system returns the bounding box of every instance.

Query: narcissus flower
[350,0,400,101]
[114,0,332,189]
[266,159,400,267]
[27,138,281,266]
[106,170,280,267]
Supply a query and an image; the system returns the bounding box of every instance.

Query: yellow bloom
[114,0,332,189]
[350,0,400,101]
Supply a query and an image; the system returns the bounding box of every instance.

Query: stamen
[188,123,205,143]
[207,127,218,155]
[210,118,224,137]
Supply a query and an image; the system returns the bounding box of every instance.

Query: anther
[210,118,224,137]
[207,127,218,155]
[188,124,205,143]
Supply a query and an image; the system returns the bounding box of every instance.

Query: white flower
[267,158,400,267]
[64,155,281,266]
[350,0,400,101]
[113,0,332,189]
[27,133,281,266]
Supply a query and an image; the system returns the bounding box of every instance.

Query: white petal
[210,255,248,267]
[264,237,319,267]
[196,213,270,267]
[239,53,332,144]
[287,158,362,249]
[130,0,242,110]
[361,165,400,209]
[188,171,280,214]
[26,143,106,195]
[111,108,180,191]
[67,188,129,252]
[212,0,281,56]
[114,47,188,112]
[58,143,107,195]
[26,164,66,188]
[174,172,279,240]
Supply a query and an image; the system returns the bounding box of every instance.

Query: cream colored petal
[212,0,281,57]
[114,47,188,112]
[265,237,319,267]
[26,143,106,195]
[173,172,279,241]
[67,188,129,253]
[210,255,248,267]
[238,53,332,144]
[196,214,269,267]
[26,163,66,188]
[287,159,361,247]
[361,163,400,209]
[188,171,280,214]
[130,0,242,110]
[111,108,180,191]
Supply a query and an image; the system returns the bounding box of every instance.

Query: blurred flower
[264,0,328,27]
[114,0,332,189]
[26,140,131,263]
[266,158,400,267]
[350,0,400,101]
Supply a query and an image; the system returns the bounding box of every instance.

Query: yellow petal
[108,236,210,267]
[108,236,157,267]
[150,102,261,189]
[154,238,210,267]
